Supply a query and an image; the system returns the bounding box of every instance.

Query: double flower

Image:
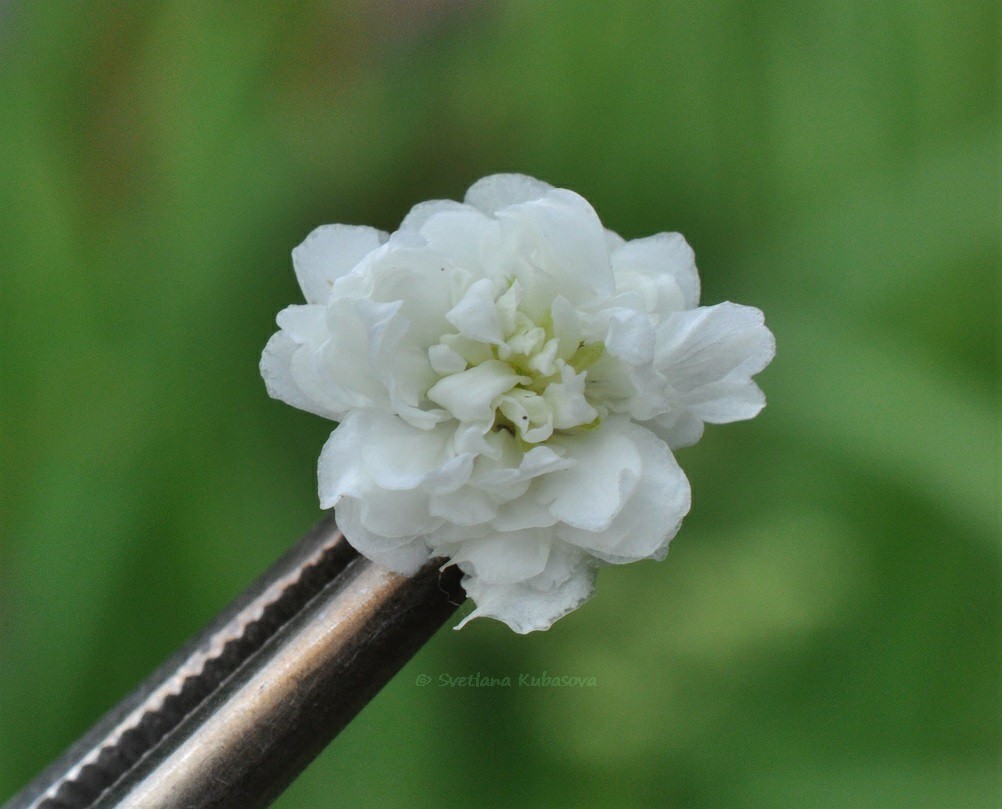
[262,174,774,632]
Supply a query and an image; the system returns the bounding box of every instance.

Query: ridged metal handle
[4,514,465,809]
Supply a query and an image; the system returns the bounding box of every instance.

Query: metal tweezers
[3,514,465,809]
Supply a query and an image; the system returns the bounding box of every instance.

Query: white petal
[491,497,559,531]
[550,296,583,359]
[293,224,386,305]
[542,366,599,430]
[612,232,700,309]
[454,421,506,459]
[275,304,327,343]
[537,419,642,532]
[498,189,615,299]
[604,228,626,253]
[260,331,338,419]
[354,298,441,429]
[311,298,386,410]
[603,310,656,366]
[558,422,690,561]
[422,453,476,496]
[399,199,469,232]
[656,302,774,383]
[656,302,775,423]
[318,412,437,507]
[317,413,372,508]
[445,278,503,344]
[455,546,596,633]
[448,530,551,585]
[474,444,573,489]
[365,424,455,491]
[455,437,539,507]
[644,410,705,450]
[613,269,688,319]
[418,207,505,278]
[352,242,463,347]
[429,487,498,525]
[335,497,432,575]
[497,389,554,443]
[355,487,439,538]
[464,173,553,214]
[688,378,767,422]
[428,343,467,375]
[427,360,525,423]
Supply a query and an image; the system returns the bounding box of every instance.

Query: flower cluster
[261,174,774,632]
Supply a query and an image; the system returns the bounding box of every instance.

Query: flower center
[425,283,604,444]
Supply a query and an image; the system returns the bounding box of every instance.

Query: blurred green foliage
[0,1,997,807]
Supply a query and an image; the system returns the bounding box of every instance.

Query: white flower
[261,174,775,633]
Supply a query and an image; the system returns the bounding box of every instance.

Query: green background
[0,2,997,807]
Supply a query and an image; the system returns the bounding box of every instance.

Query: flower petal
[418,207,506,278]
[293,224,387,305]
[602,309,656,366]
[446,278,503,344]
[275,304,327,344]
[427,360,525,423]
[429,487,499,525]
[612,232,700,309]
[498,189,615,300]
[335,497,433,575]
[656,301,775,422]
[464,173,553,214]
[536,418,642,532]
[541,365,599,430]
[448,530,552,585]
[644,410,705,450]
[455,545,596,633]
[260,331,337,419]
[354,298,442,429]
[399,198,470,232]
[558,422,690,561]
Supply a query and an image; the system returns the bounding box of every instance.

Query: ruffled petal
[399,198,470,232]
[292,224,387,305]
[604,228,626,253]
[644,410,705,450]
[354,298,442,429]
[687,378,767,422]
[474,443,573,489]
[558,422,690,561]
[612,232,700,309]
[602,309,656,366]
[319,415,445,571]
[335,497,433,575]
[448,530,552,585]
[497,189,615,300]
[655,301,775,422]
[429,487,499,525]
[446,278,503,344]
[455,545,596,633]
[275,304,326,343]
[260,331,337,419]
[491,497,559,531]
[536,418,641,532]
[541,365,599,430]
[418,207,506,279]
[427,360,524,423]
[464,173,553,214]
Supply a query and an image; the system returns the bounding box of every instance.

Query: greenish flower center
[426,290,607,445]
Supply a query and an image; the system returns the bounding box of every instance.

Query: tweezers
[3,513,465,809]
